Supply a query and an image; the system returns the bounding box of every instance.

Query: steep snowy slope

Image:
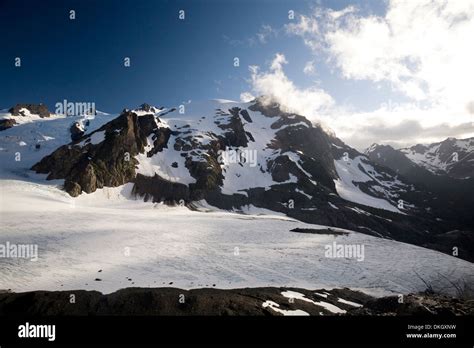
[333,156,403,213]
[329,136,437,217]
[136,100,311,196]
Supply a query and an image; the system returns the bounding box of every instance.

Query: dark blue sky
[0,0,388,113]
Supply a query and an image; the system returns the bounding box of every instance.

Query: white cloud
[270,53,287,70]
[286,14,319,36]
[275,0,474,149]
[240,92,255,102]
[288,0,474,110]
[467,101,474,115]
[256,24,277,44]
[303,61,316,75]
[242,54,334,121]
[242,53,474,150]
[322,103,474,150]
[223,24,278,47]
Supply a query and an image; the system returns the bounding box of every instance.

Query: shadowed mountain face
[366,142,474,230]
[365,144,419,175]
[28,98,474,260]
[400,137,474,179]
[366,138,474,180]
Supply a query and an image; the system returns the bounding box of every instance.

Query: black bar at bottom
[0,316,472,345]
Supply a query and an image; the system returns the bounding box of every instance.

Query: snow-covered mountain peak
[2,98,473,261]
[130,103,164,116]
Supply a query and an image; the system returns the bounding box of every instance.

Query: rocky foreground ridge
[0,287,472,316]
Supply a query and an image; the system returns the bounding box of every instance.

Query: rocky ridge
[0,287,471,316]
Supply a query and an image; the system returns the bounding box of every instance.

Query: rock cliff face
[32,111,171,197]
[0,118,17,131]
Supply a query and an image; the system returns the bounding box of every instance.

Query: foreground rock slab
[0,287,471,316]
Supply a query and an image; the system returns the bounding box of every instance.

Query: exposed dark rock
[132,174,190,204]
[217,107,249,147]
[348,293,474,316]
[423,230,474,263]
[139,103,152,112]
[9,103,50,118]
[267,155,296,182]
[32,111,170,196]
[365,143,417,174]
[267,124,337,191]
[0,118,17,131]
[248,96,285,117]
[290,228,349,236]
[137,103,161,114]
[270,114,311,129]
[245,131,255,142]
[0,286,470,316]
[448,151,474,179]
[70,122,84,141]
[64,181,82,197]
[239,109,252,123]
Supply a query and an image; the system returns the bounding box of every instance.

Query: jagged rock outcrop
[32,111,171,196]
[220,107,251,147]
[9,103,50,118]
[70,122,85,141]
[137,103,162,114]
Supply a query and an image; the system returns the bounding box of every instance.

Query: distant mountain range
[365,138,474,233]
[366,137,474,179]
